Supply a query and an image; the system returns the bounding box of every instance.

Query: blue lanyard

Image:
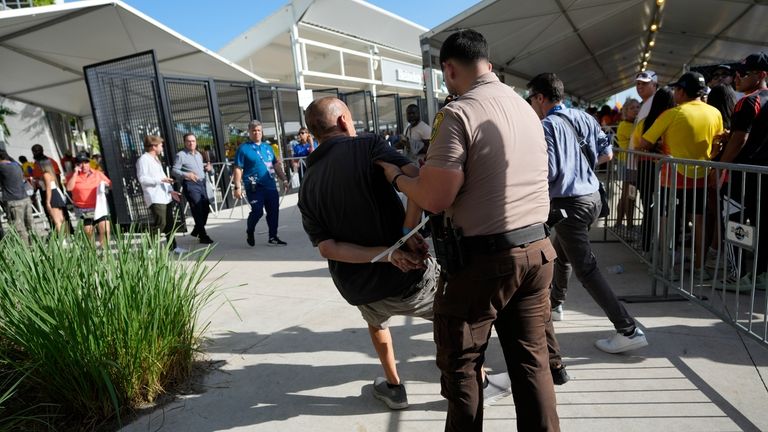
[251,142,269,164]
[547,104,565,116]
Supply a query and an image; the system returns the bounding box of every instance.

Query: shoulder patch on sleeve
[431,111,445,143]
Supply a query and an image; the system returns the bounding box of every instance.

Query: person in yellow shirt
[615,98,640,230]
[639,71,724,270]
[18,155,35,178]
[89,153,103,171]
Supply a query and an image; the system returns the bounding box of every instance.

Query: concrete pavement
[122,193,768,432]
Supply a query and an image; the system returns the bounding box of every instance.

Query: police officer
[379,30,559,432]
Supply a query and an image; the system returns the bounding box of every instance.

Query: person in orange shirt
[66,152,112,246]
[30,144,61,180]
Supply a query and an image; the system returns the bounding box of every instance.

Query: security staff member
[232,120,290,247]
[379,30,559,432]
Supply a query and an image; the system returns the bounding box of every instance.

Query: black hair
[18,155,27,163]
[707,84,737,130]
[0,149,10,161]
[680,85,706,99]
[526,73,564,103]
[643,87,676,134]
[439,29,489,66]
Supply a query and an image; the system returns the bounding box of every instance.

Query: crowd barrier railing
[607,148,768,346]
[199,158,307,217]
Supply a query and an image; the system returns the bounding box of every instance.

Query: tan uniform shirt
[425,72,550,236]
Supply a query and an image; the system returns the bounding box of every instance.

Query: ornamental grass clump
[0,228,218,427]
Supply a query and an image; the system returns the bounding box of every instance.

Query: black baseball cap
[75,152,91,164]
[736,52,768,73]
[669,71,707,92]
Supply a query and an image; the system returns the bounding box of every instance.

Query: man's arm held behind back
[317,239,425,272]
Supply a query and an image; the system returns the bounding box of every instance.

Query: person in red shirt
[66,152,112,246]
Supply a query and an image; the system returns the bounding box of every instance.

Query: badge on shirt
[431,111,445,143]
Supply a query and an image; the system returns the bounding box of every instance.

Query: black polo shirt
[734,89,768,165]
[298,133,423,305]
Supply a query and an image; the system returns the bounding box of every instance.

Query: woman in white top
[40,159,67,234]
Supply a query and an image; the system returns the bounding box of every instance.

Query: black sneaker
[189,227,200,238]
[199,235,214,245]
[246,232,255,247]
[372,377,408,410]
[268,237,287,246]
[551,365,570,385]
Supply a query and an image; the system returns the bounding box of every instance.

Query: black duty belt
[463,223,549,254]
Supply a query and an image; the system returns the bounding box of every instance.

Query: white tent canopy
[0,0,267,118]
[219,0,427,95]
[422,0,768,103]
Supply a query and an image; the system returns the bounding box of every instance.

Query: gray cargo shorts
[358,257,439,329]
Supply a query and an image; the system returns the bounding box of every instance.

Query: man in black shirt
[717,52,768,287]
[299,97,434,410]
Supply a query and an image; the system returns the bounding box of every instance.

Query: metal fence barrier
[195,157,307,217]
[606,148,768,347]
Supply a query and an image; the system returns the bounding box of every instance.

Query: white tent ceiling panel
[509,36,590,75]
[1,49,79,95]
[423,0,768,102]
[19,82,90,116]
[721,9,768,44]
[566,1,632,30]
[300,0,425,54]
[662,0,747,34]
[0,0,266,117]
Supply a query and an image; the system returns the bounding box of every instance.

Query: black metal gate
[342,90,374,133]
[376,94,400,135]
[83,50,168,226]
[216,81,253,162]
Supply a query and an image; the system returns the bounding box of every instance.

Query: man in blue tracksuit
[232,120,290,247]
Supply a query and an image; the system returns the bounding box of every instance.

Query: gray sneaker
[372,377,408,410]
[483,372,512,407]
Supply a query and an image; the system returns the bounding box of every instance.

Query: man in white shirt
[633,70,658,131]
[631,70,658,253]
[136,135,183,253]
[402,104,431,164]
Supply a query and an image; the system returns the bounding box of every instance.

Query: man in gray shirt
[173,133,214,244]
[0,150,35,244]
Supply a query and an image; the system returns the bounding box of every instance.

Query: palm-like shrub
[0,229,218,428]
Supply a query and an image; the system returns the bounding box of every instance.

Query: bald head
[304,97,356,143]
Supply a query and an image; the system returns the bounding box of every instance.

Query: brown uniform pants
[434,238,560,432]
